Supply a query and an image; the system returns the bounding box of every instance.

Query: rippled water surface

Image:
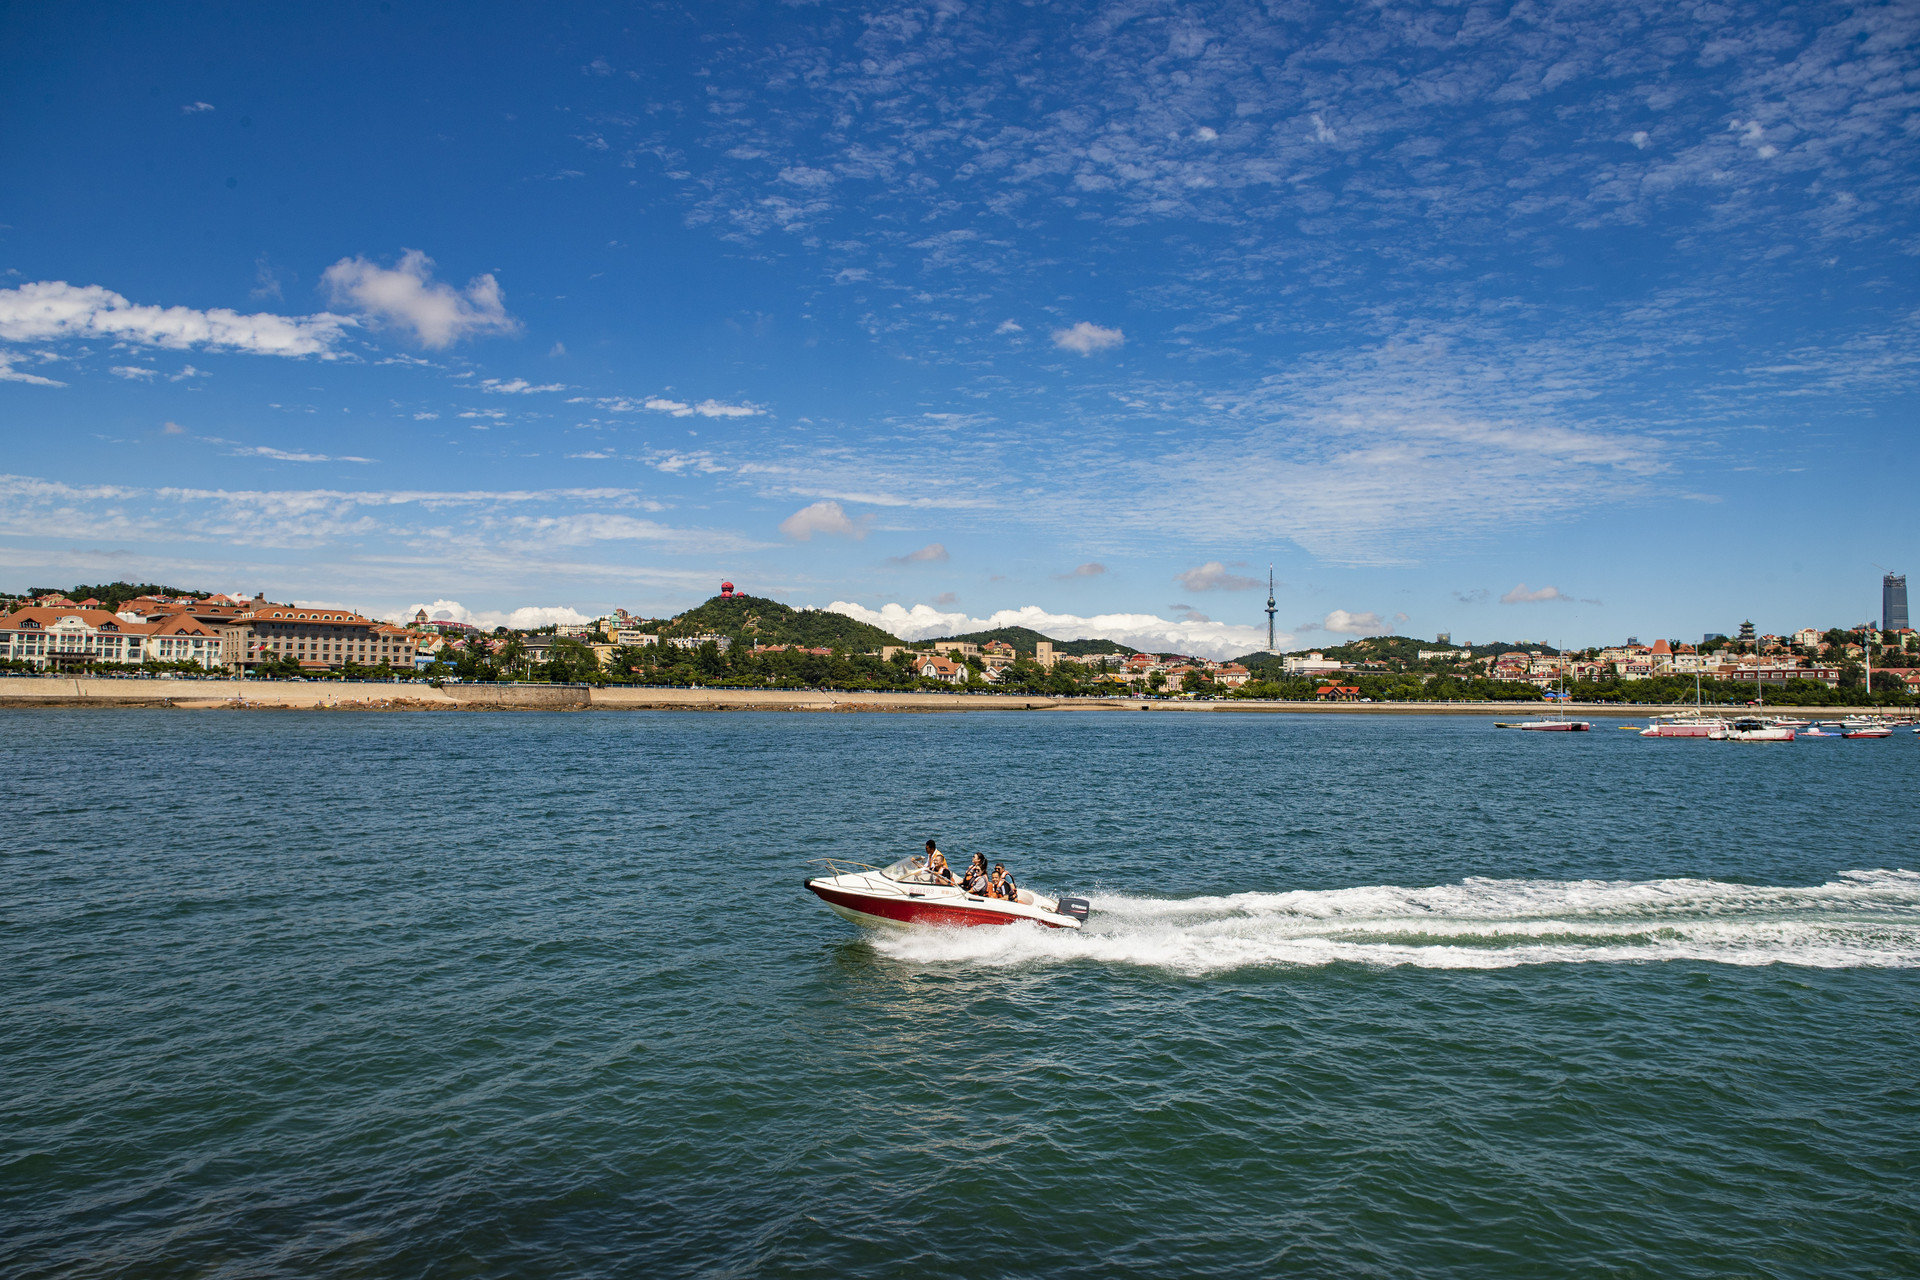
[5,709,1918,1278]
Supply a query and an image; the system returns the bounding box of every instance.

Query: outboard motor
[1054,896,1091,924]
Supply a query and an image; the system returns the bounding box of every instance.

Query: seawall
[3,675,1899,718]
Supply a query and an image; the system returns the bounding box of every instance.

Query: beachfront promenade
[0,675,1882,717]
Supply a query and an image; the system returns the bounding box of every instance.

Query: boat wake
[867,869,1920,973]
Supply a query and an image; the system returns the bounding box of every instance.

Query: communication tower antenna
[1265,565,1278,653]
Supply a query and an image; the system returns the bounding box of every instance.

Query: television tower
[1265,565,1278,652]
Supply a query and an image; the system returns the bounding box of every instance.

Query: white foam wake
[867,869,1920,973]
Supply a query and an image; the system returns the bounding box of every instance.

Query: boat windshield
[881,854,941,883]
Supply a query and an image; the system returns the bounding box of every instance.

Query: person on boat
[924,847,960,887]
[960,852,990,895]
[989,863,1019,901]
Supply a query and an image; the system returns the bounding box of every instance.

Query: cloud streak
[0,281,348,357]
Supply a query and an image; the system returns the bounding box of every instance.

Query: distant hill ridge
[1229,633,1561,671]
[919,625,1131,657]
[657,594,904,650]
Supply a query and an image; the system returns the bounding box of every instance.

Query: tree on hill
[660,593,903,651]
[23,582,203,611]
[922,625,1131,656]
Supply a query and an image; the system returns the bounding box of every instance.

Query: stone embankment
[5,674,1888,717]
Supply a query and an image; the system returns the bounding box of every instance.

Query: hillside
[658,594,903,651]
[924,625,1132,657]
[16,581,204,611]
[1230,634,1560,672]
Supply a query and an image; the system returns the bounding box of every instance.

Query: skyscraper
[1885,572,1909,632]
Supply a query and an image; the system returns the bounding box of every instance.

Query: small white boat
[804,855,1090,931]
[1842,724,1892,739]
[1723,717,1794,742]
[1516,717,1591,731]
[1640,714,1726,738]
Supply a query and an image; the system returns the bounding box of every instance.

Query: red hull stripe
[806,881,1066,929]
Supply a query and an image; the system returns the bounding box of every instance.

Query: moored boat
[804,854,1090,931]
[1723,717,1794,742]
[1640,713,1726,738]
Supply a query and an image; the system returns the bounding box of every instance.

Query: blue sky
[2,0,1915,656]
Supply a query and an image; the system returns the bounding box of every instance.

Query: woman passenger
[961,853,990,895]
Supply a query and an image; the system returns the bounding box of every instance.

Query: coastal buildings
[915,655,967,684]
[1886,573,1909,632]
[221,604,420,673]
[0,607,223,669]
[1283,652,1343,676]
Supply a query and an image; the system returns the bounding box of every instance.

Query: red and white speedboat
[805,855,1091,931]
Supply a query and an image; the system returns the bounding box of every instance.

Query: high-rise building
[1884,572,1909,632]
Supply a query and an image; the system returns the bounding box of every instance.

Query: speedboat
[804,855,1091,931]
[1842,724,1892,739]
[1515,716,1590,731]
[1722,717,1794,742]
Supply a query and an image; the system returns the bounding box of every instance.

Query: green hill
[658,594,902,651]
[924,625,1132,657]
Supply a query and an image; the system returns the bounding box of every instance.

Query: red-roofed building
[915,655,967,685]
[0,607,223,669]
[1316,684,1362,701]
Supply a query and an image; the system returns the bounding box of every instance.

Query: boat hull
[1519,721,1590,731]
[804,876,1083,930]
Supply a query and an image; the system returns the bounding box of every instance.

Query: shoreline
[0,675,1904,718]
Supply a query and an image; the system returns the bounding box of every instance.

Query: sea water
[3,709,1916,1277]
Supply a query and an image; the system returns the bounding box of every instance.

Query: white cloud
[639,395,762,418]
[1052,321,1125,356]
[411,599,596,631]
[320,250,518,349]
[181,101,215,114]
[1322,609,1391,635]
[889,542,949,564]
[482,377,566,394]
[230,446,374,464]
[170,364,208,381]
[779,499,866,541]
[111,365,158,380]
[995,320,1023,334]
[0,351,65,386]
[1175,561,1261,591]
[830,601,1279,662]
[0,280,348,356]
[1055,562,1107,579]
[1501,583,1567,604]
[1194,126,1218,142]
